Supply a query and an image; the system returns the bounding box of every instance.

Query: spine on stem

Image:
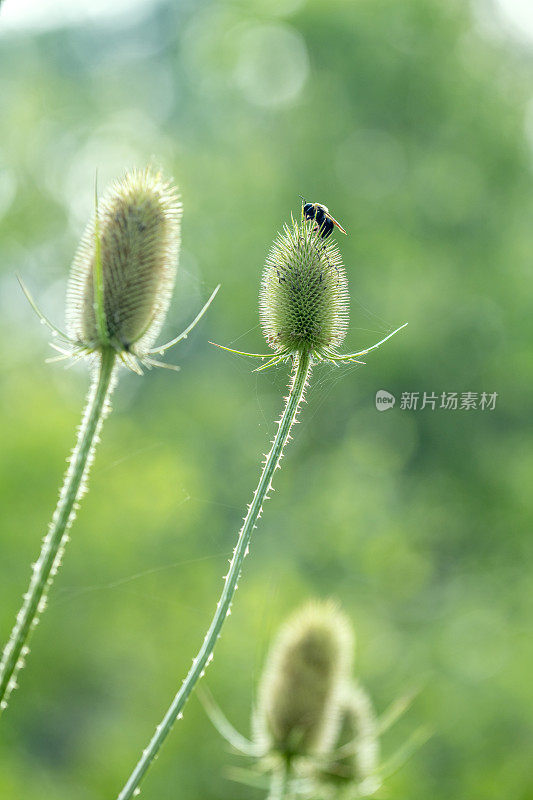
[116,212,405,796]
[117,350,311,800]
[0,349,117,710]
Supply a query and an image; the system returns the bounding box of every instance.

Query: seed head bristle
[66,167,182,356]
[259,217,349,357]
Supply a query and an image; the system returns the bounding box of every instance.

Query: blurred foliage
[0,0,532,798]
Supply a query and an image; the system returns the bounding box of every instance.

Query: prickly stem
[0,348,117,712]
[116,350,312,800]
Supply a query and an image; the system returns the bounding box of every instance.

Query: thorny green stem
[0,347,117,713]
[116,349,312,800]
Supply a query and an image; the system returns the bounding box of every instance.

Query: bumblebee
[300,197,347,239]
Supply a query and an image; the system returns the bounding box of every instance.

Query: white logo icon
[375,390,395,411]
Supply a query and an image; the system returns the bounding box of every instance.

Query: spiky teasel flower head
[66,167,181,357]
[259,216,349,359]
[19,167,219,374]
[211,209,406,371]
[253,600,354,760]
[315,682,381,795]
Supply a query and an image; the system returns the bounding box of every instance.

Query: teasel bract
[116,210,405,800]
[0,168,218,713]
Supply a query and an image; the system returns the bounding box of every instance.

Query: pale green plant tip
[376,683,422,736]
[16,273,71,342]
[208,341,273,358]
[253,354,289,372]
[330,322,409,363]
[378,724,432,782]
[197,687,261,757]
[150,283,221,355]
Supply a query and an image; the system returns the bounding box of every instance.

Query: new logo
[375,389,396,411]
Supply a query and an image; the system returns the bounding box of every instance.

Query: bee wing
[328,214,347,235]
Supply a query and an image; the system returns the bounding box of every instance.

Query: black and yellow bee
[300,197,347,239]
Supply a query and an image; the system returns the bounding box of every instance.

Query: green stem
[0,347,116,713]
[117,349,312,800]
[268,758,292,800]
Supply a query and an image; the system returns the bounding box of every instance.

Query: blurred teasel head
[254,601,354,760]
[66,167,182,358]
[259,216,349,360]
[19,167,218,374]
[317,682,381,795]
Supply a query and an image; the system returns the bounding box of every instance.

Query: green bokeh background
[1,0,532,797]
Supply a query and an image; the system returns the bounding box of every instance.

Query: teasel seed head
[254,601,354,760]
[211,208,405,371]
[66,167,182,357]
[259,216,349,359]
[317,682,380,793]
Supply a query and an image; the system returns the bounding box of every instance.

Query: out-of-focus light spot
[335,130,406,201]
[181,8,247,96]
[234,23,309,108]
[493,0,533,44]
[0,0,157,33]
[92,61,177,124]
[182,13,309,108]
[42,110,167,225]
[59,124,152,228]
[474,0,533,46]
